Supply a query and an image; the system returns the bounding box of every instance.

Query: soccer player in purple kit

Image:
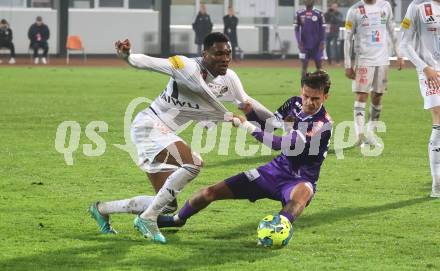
[295,0,326,79]
[157,71,332,235]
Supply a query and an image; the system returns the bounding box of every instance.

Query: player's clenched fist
[115,39,131,58]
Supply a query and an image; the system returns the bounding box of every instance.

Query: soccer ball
[257,214,294,248]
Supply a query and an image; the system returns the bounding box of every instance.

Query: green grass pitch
[1,65,439,270]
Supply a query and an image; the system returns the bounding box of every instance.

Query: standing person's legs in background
[300,50,310,80]
[339,39,345,64]
[329,35,339,65]
[314,47,323,71]
[335,38,342,64]
[326,36,333,65]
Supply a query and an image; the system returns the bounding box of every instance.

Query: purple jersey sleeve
[251,121,332,158]
[251,129,301,151]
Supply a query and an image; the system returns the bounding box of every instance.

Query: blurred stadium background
[0,0,411,60]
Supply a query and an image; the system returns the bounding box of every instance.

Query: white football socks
[429,125,440,193]
[354,101,366,139]
[98,195,154,215]
[140,164,200,220]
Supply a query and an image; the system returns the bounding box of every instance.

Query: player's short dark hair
[0,19,7,24]
[203,32,230,50]
[301,70,331,94]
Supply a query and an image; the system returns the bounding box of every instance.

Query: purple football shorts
[224,170,315,206]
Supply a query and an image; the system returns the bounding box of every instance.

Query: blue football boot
[134,216,167,244]
[88,202,117,234]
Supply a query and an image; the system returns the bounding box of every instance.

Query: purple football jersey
[246,96,332,185]
[295,8,326,50]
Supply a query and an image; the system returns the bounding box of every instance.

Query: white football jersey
[400,0,429,54]
[400,0,440,72]
[127,54,250,131]
[344,0,398,68]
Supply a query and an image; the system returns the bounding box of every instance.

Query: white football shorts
[417,70,440,110]
[130,108,183,173]
[352,65,389,94]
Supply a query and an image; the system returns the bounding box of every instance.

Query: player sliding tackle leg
[88,32,275,242]
[344,0,404,147]
[157,71,333,241]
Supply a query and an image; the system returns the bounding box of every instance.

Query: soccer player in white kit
[400,0,440,197]
[344,0,404,146]
[88,33,273,243]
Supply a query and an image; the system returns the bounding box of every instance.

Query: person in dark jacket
[324,2,344,65]
[223,6,238,60]
[0,19,15,64]
[192,3,213,55]
[28,16,50,64]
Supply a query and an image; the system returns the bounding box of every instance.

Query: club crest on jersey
[425,3,433,16]
[312,15,318,21]
[359,5,366,15]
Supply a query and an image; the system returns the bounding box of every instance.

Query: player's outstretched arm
[220,69,274,121]
[231,115,305,151]
[115,39,174,76]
